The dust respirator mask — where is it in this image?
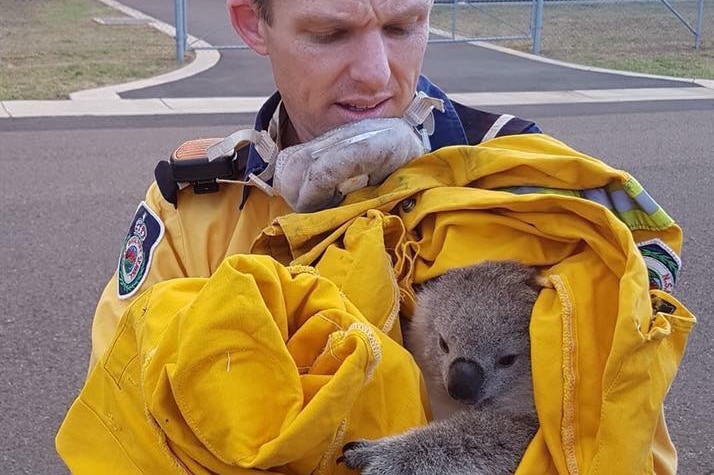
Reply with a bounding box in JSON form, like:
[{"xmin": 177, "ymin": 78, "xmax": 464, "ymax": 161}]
[{"xmin": 207, "ymin": 92, "xmax": 445, "ymax": 212}]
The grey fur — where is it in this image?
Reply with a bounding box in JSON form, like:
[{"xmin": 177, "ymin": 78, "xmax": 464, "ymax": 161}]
[{"xmin": 340, "ymin": 260, "xmax": 542, "ymax": 475}]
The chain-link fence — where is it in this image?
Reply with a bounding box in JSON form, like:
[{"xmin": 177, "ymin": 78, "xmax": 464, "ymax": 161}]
[
  {"xmin": 172, "ymin": 0, "xmax": 711, "ymax": 78},
  {"xmin": 428, "ymin": 0, "xmax": 712, "ymax": 79},
  {"xmin": 429, "ymin": 0, "xmax": 539, "ymax": 45}
]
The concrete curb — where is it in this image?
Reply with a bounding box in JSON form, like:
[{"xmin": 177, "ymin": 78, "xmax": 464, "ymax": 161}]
[
  {"xmin": 448, "ymin": 87, "xmax": 714, "ymax": 106},
  {"xmin": 69, "ymin": 0, "xmax": 220, "ymax": 100},
  {"xmin": 4, "ymin": 88, "xmax": 713, "ymax": 118},
  {"xmin": 1, "ymin": 97, "xmax": 268, "ymax": 118},
  {"xmin": 428, "ymin": 27, "xmax": 714, "ymax": 90}
]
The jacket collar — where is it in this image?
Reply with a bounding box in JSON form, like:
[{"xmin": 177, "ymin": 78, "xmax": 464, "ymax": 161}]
[{"xmin": 240, "ymin": 75, "xmax": 467, "ymax": 206}]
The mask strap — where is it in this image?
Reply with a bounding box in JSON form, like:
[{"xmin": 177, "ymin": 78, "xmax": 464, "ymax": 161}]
[
  {"xmin": 206, "ymin": 128, "xmax": 280, "ymax": 195},
  {"xmin": 402, "ymin": 91, "xmax": 445, "ymax": 152},
  {"xmin": 247, "ymin": 131, "xmax": 280, "ymax": 195},
  {"xmin": 206, "ymin": 91, "xmax": 445, "ymax": 197}
]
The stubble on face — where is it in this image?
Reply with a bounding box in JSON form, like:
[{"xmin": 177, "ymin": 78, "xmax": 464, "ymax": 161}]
[{"xmin": 262, "ymin": 0, "xmax": 432, "ymax": 145}]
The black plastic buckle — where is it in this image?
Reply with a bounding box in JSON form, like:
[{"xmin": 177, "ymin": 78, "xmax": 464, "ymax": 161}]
[{"xmin": 169, "ymin": 153, "xmax": 237, "ymax": 195}]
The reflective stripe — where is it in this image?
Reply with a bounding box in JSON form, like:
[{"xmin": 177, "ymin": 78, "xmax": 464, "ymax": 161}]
[
  {"xmin": 610, "ymin": 183, "xmax": 661, "ymax": 216},
  {"xmin": 610, "ymin": 189, "xmax": 637, "ymax": 214},
  {"xmin": 632, "ymin": 188, "xmax": 660, "ymax": 215},
  {"xmin": 502, "ymin": 186, "xmax": 581, "ymax": 198},
  {"xmin": 583, "ymin": 188, "xmax": 614, "ymax": 211},
  {"xmin": 482, "ymin": 114, "xmax": 515, "ymax": 142}
]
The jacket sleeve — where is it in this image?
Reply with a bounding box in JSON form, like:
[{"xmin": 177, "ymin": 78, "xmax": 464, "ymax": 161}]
[{"xmin": 87, "ymin": 182, "xmax": 188, "ymax": 375}]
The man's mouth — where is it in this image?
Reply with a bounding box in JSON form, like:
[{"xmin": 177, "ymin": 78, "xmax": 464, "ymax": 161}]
[
  {"xmin": 335, "ymin": 98, "xmax": 390, "ymax": 118},
  {"xmin": 342, "ymin": 103, "xmax": 379, "ymax": 111}
]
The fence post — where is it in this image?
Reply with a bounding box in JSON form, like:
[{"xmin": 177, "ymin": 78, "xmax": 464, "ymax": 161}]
[
  {"xmin": 451, "ymin": 0, "xmax": 457, "ymax": 40},
  {"xmin": 695, "ymin": 0, "xmax": 704, "ymax": 49},
  {"xmin": 531, "ymin": 0, "xmax": 544, "ymax": 54},
  {"xmin": 175, "ymin": 0, "xmax": 187, "ymax": 63}
]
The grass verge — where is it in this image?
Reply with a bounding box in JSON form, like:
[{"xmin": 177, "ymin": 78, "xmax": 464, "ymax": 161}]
[
  {"xmin": 0, "ymin": 0, "xmax": 190, "ymax": 100},
  {"xmin": 430, "ymin": 1, "xmax": 714, "ymax": 79}
]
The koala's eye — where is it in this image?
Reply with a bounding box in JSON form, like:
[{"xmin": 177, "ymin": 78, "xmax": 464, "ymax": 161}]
[
  {"xmin": 497, "ymin": 354, "xmax": 517, "ymax": 368},
  {"xmin": 438, "ymin": 335, "xmax": 449, "ymax": 353}
]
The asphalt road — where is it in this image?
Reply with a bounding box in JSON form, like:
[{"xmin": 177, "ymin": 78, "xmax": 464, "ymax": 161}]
[
  {"xmin": 1, "ymin": 99, "xmax": 712, "ymax": 474},
  {"xmin": 116, "ymin": 0, "xmax": 694, "ymax": 99}
]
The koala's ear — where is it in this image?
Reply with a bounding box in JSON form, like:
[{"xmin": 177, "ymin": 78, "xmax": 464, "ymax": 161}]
[{"xmin": 528, "ymin": 271, "xmax": 553, "ymax": 291}]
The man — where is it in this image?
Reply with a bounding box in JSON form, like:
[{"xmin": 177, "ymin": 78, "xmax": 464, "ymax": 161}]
[
  {"xmin": 58, "ymin": 0, "xmax": 692, "ymax": 474},
  {"xmin": 86, "ymin": 0, "xmax": 540, "ymax": 371}
]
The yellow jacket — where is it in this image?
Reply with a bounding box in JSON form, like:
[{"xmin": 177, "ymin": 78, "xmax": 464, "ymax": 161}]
[
  {"xmin": 57, "ymin": 254, "xmax": 428, "ymax": 474},
  {"xmin": 58, "ymin": 134, "xmax": 696, "ymax": 474}
]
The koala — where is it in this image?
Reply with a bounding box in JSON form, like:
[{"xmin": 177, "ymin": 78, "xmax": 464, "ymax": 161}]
[{"xmin": 340, "ymin": 260, "xmax": 548, "ymax": 475}]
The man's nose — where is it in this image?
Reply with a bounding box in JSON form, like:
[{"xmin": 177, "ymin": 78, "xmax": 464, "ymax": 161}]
[{"xmin": 348, "ymin": 31, "xmax": 391, "ymax": 90}]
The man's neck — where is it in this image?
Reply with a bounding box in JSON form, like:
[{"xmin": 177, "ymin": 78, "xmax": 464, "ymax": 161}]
[
  {"xmin": 281, "ymin": 118, "xmax": 301, "ymax": 148},
  {"xmin": 269, "ymin": 100, "xmax": 301, "ymax": 149}
]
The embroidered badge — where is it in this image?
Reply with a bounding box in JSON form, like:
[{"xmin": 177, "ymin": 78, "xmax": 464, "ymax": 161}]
[
  {"xmin": 117, "ymin": 202, "xmax": 165, "ymax": 299},
  {"xmin": 637, "ymin": 239, "xmax": 681, "ymax": 293}
]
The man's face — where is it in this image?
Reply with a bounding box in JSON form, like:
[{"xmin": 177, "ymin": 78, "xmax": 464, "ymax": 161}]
[{"xmin": 260, "ymin": 0, "xmax": 431, "ymax": 144}]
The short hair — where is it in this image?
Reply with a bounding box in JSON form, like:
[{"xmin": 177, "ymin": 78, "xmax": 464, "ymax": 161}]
[{"xmin": 253, "ymin": 0, "xmax": 273, "ymax": 25}]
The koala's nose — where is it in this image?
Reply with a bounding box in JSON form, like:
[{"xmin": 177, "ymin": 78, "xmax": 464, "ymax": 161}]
[{"xmin": 447, "ymin": 358, "xmax": 484, "ymax": 404}]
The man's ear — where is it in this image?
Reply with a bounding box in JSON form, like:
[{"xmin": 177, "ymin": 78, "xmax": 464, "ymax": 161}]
[{"xmin": 227, "ymin": 0, "xmax": 268, "ymax": 55}]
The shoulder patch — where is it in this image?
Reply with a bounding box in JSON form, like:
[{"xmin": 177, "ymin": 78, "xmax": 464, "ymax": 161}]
[
  {"xmin": 637, "ymin": 238, "xmax": 681, "ymax": 293},
  {"xmin": 117, "ymin": 201, "xmax": 165, "ymax": 300}
]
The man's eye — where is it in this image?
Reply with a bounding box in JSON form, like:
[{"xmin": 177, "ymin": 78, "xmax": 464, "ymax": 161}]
[
  {"xmin": 311, "ymin": 30, "xmax": 346, "ymax": 44},
  {"xmin": 385, "ymin": 25, "xmax": 412, "ymax": 37}
]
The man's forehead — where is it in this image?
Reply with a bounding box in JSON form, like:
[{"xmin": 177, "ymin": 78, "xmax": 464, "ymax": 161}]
[{"xmin": 272, "ymin": 0, "xmax": 432, "ymax": 22}]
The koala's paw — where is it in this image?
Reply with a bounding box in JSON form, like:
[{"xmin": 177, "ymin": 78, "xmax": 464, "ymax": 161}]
[{"xmin": 339, "ymin": 439, "xmax": 407, "ymax": 475}]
